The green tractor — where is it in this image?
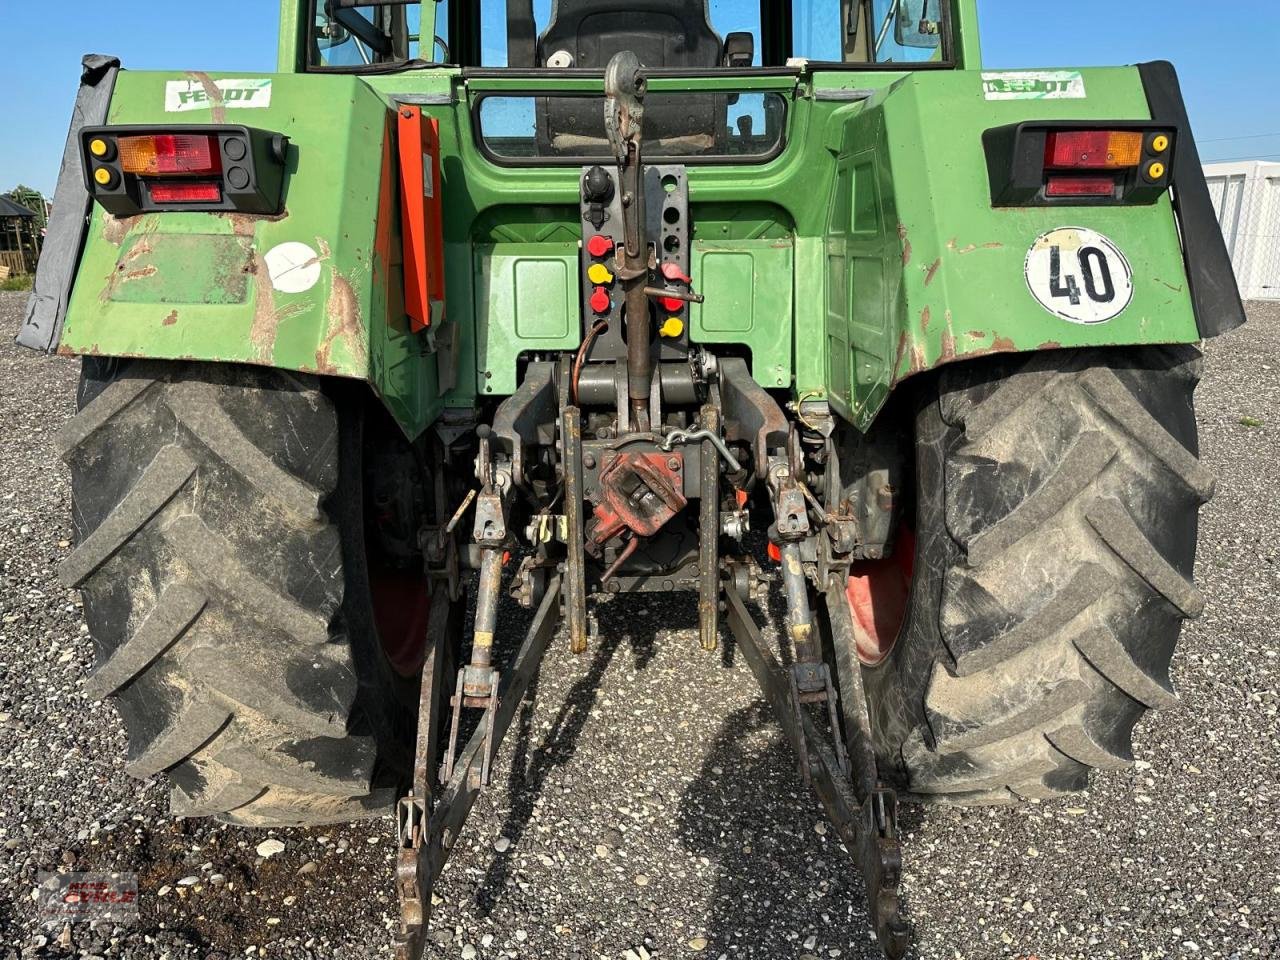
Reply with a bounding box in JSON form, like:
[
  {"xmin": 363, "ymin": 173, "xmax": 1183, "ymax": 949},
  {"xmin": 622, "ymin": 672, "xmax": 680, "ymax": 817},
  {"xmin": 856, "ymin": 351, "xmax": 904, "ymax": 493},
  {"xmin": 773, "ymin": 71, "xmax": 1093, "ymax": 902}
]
[{"xmin": 21, "ymin": 1, "xmax": 1244, "ymax": 955}]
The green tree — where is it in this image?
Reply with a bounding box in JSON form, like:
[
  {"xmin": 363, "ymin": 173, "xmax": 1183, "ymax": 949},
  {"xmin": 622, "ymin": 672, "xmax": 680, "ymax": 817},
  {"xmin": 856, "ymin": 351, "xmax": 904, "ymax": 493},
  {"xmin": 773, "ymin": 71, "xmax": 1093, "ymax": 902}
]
[{"xmin": 4, "ymin": 185, "xmax": 48, "ymax": 230}]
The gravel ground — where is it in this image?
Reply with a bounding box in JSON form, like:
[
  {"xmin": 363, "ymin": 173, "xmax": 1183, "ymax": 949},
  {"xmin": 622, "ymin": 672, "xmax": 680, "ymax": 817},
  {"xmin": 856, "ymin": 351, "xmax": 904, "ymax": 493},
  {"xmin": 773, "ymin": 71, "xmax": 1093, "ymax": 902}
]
[{"xmin": 0, "ymin": 291, "xmax": 1276, "ymax": 960}]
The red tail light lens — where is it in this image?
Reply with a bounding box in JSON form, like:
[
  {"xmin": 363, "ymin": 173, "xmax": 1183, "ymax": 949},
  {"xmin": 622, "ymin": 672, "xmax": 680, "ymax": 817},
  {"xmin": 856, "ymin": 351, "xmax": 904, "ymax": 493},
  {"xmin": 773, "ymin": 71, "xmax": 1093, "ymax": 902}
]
[
  {"xmin": 149, "ymin": 182, "xmax": 223, "ymax": 203},
  {"xmin": 119, "ymin": 135, "xmax": 222, "ymax": 176},
  {"xmin": 1045, "ymin": 175, "xmax": 1117, "ymax": 198},
  {"xmin": 1045, "ymin": 131, "xmax": 1144, "ymax": 170}
]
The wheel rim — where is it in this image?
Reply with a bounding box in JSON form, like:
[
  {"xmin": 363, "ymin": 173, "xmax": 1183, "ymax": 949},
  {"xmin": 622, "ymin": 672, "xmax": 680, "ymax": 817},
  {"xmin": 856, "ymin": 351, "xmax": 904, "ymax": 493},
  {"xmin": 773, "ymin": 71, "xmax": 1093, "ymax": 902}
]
[
  {"xmin": 845, "ymin": 526, "xmax": 915, "ymax": 667},
  {"xmin": 369, "ymin": 560, "xmax": 433, "ymax": 677}
]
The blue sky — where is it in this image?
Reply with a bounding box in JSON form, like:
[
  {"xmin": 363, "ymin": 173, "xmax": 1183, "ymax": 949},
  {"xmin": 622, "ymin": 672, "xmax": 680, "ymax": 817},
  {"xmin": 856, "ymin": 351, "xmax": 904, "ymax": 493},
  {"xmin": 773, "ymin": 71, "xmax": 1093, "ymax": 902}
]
[{"xmin": 2, "ymin": 1, "xmax": 1277, "ymax": 195}]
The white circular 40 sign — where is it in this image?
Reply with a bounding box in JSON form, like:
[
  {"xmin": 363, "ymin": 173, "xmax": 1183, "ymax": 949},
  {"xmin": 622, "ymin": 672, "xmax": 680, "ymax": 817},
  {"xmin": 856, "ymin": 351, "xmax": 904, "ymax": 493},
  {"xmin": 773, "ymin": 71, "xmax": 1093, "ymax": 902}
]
[{"xmin": 1024, "ymin": 227, "xmax": 1133, "ymax": 324}]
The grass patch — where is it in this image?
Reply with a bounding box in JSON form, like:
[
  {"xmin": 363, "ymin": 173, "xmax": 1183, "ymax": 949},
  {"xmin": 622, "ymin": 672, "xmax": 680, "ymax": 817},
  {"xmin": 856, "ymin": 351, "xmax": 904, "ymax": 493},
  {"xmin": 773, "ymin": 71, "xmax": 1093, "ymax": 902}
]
[
  {"xmin": 0, "ymin": 274, "xmax": 33, "ymax": 292},
  {"xmin": 1239, "ymin": 416, "xmax": 1264, "ymax": 428}
]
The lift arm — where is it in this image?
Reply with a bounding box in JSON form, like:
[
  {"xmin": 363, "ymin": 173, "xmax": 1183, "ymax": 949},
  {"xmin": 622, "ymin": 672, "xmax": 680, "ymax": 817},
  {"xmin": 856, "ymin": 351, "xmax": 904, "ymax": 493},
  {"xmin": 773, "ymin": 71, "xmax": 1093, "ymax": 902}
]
[
  {"xmin": 724, "ymin": 568, "xmax": 910, "ymax": 959},
  {"xmin": 394, "ymin": 579, "xmax": 564, "ymax": 960}
]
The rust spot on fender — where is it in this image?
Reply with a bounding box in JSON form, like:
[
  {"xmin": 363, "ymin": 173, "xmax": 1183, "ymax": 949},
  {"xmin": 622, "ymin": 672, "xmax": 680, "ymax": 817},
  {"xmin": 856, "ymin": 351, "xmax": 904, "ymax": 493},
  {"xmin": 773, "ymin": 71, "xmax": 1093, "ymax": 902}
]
[
  {"xmin": 1037, "ymin": 340, "xmax": 1062, "ymax": 350},
  {"xmin": 247, "ymin": 256, "xmax": 307, "ymax": 362},
  {"xmin": 214, "ymin": 210, "xmax": 289, "ymax": 236},
  {"xmin": 123, "ymin": 265, "xmax": 157, "ymax": 282},
  {"xmin": 958, "ymin": 334, "xmax": 1019, "ymax": 360},
  {"xmin": 896, "ymin": 314, "xmax": 1026, "ymax": 383},
  {"xmin": 923, "ymin": 257, "xmax": 941, "ymax": 286},
  {"xmin": 248, "ymin": 252, "xmax": 278, "ymax": 359},
  {"xmin": 940, "ymin": 309, "xmax": 957, "ymax": 362},
  {"xmin": 315, "ymin": 269, "xmax": 367, "ymax": 375},
  {"xmin": 920, "ymin": 306, "xmax": 931, "ymax": 332},
  {"xmin": 893, "ymin": 330, "xmax": 910, "ymax": 375},
  {"xmin": 59, "ymin": 342, "xmax": 104, "ymax": 357},
  {"xmin": 100, "ymin": 237, "xmax": 159, "ymax": 301},
  {"xmin": 897, "ymin": 224, "xmax": 912, "ymax": 267},
  {"xmin": 102, "ymin": 214, "xmax": 139, "ymax": 246},
  {"xmin": 893, "ymin": 328, "xmax": 929, "ymax": 380},
  {"xmin": 940, "ymin": 331, "xmax": 957, "ymax": 361},
  {"xmin": 224, "ymin": 213, "xmax": 258, "ymax": 238},
  {"xmin": 947, "ymin": 238, "xmax": 1004, "ymax": 256},
  {"xmin": 162, "ymin": 310, "xmax": 179, "ymax": 326},
  {"xmin": 187, "ymin": 71, "xmax": 227, "ymax": 124},
  {"xmin": 124, "ymin": 238, "xmax": 155, "ymax": 262}
]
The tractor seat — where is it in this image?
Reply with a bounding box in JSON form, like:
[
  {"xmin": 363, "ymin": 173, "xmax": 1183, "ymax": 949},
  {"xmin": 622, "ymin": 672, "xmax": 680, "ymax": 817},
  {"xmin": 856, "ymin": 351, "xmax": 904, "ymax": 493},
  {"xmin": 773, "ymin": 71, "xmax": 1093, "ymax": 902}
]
[
  {"xmin": 537, "ymin": 0, "xmax": 724, "ymax": 70},
  {"xmin": 535, "ymin": 0, "xmax": 748, "ymax": 155}
]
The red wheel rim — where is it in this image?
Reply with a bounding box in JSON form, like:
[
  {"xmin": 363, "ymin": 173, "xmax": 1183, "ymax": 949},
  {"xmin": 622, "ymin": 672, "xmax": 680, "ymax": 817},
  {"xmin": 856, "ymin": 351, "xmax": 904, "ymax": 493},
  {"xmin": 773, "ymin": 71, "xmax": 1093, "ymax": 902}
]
[
  {"xmin": 845, "ymin": 526, "xmax": 915, "ymax": 667},
  {"xmin": 369, "ymin": 561, "xmax": 433, "ymax": 677}
]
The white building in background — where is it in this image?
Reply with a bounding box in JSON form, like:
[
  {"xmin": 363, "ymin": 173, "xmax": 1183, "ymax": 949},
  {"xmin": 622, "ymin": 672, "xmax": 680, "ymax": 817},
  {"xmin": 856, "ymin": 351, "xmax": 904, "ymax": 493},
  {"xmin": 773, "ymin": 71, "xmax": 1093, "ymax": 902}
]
[{"xmin": 1203, "ymin": 160, "xmax": 1280, "ymax": 301}]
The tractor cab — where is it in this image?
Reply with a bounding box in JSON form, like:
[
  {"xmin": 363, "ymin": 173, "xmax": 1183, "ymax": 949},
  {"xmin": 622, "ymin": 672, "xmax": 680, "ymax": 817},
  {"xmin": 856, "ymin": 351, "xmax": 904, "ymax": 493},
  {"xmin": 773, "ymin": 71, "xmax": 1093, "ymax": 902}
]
[
  {"xmin": 311, "ymin": 0, "xmax": 948, "ymax": 71},
  {"xmin": 307, "ymin": 1, "xmax": 955, "ymax": 164}
]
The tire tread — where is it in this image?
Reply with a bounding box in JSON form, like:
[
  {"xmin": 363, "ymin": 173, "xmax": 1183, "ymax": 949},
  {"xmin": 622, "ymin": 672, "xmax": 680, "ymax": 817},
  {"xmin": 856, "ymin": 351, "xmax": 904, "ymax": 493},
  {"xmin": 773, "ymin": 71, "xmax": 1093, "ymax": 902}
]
[
  {"xmin": 64, "ymin": 363, "xmax": 391, "ymax": 825},
  {"xmin": 905, "ymin": 347, "xmax": 1207, "ymax": 801}
]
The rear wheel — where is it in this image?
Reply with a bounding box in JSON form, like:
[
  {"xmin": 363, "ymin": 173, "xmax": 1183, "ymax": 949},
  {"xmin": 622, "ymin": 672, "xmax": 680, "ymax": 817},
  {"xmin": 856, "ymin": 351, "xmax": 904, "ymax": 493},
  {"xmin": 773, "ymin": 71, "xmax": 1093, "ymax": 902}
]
[
  {"xmin": 860, "ymin": 346, "xmax": 1212, "ymax": 804},
  {"xmin": 59, "ymin": 360, "xmax": 425, "ymax": 826}
]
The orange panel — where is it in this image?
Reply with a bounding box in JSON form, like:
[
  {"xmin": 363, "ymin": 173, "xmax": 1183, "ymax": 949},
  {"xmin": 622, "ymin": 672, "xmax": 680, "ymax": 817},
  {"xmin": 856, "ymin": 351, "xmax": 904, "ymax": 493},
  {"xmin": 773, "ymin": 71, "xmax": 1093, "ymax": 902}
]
[{"xmin": 397, "ymin": 106, "xmax": 445, "ymax": 332}]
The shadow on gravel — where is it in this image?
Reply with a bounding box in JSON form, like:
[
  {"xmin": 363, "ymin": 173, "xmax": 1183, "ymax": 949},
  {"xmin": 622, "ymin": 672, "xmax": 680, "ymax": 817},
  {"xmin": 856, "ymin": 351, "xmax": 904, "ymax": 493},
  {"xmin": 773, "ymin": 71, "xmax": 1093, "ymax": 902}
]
[
  {"xmin": 473, "ymin": 593, "xmax": 690, "ymax": 915},
  {"xmin": 674, "ymin": 700, "xmax": 925, "ymax": 958}
]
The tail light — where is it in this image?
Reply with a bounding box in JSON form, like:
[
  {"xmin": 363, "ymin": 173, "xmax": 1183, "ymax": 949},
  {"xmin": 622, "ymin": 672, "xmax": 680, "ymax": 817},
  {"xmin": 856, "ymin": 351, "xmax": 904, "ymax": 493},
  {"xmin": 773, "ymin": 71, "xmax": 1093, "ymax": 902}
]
[
  {"xmin": 1044, "ymin": 131, "xmax": 1143, "ymax": 170},
  {"xmin": 119, "ymin": 135, "xmax": 222, "ymax": 176},
  {"xmin": 148, "ymin": 182, "xmax": 223, "ymax": 204},
  {"xmin": 983, "ymin": 122, "xmax": 1174, "ymax": 206},
  {"xmin": 1045, "ymin": 176, "xmax": 1118, "ymax": 198},
  {"xmin": 81, "ymin": 124, "xmax": 289, "ymax": 216}
]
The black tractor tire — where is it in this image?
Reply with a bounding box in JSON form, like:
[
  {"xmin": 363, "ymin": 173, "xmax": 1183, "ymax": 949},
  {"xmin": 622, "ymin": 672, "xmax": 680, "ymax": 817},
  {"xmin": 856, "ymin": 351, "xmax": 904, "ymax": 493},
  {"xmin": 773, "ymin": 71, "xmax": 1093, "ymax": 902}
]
[
  {"xmin": 58, "ymin": 359, "xmax": 414, "ymax": 826},
  {"xmin": 864, "ymin": 345, "xmax": 1212, "ymax": 804}
]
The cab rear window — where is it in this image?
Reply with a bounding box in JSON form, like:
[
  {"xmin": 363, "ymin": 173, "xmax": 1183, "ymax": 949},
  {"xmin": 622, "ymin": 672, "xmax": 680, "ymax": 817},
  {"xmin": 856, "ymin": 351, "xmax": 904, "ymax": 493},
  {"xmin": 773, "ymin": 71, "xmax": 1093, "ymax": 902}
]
[{"xmin": 475, "ymin": 91, "xmax": 788, "ymax": 165}]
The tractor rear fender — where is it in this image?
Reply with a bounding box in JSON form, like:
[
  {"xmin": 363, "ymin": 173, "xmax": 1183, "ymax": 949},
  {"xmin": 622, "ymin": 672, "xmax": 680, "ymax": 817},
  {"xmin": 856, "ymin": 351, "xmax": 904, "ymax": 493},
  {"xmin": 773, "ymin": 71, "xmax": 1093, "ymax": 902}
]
[
  {"xmin": 819, "ymin": 62, "xmax": 1244, "ymax": 430},
  {"xmin": 25, "ymin": 69, "xmax": 448, "ymax": 439}
]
